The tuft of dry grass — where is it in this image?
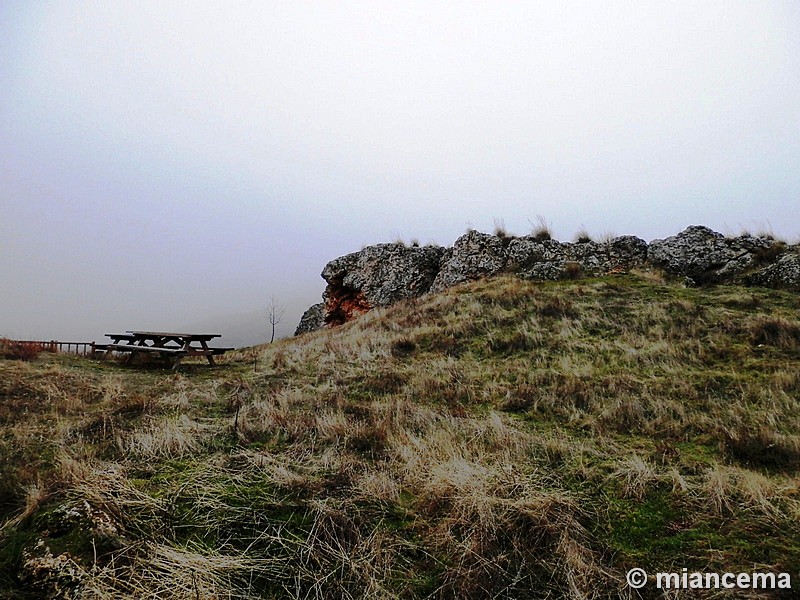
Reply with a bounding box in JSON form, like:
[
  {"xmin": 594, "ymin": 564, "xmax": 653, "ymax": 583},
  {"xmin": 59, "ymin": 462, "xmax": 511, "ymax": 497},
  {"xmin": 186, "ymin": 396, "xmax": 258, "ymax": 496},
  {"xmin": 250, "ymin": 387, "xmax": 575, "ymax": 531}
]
[
  {"xmin": 573, "ymin": 227, "xmax": 593, "ymax": 243},
  {"xmin": 612, "ymin": 455, "xmax": 659, "ymax": 500},
  {"xmin": 120, "ymin": 414, "xmax": 210, "ymax": 459},
  {"xmin": 746, "ymin": 315, "xmax": 800, "ymax": 349},
  {"xmin": 1, "ymin": 479, "xmax": 47, "ymax": 531},
  {"xmin": 529, "ymin": 215, "xmax": 553, "ymax": 241}
]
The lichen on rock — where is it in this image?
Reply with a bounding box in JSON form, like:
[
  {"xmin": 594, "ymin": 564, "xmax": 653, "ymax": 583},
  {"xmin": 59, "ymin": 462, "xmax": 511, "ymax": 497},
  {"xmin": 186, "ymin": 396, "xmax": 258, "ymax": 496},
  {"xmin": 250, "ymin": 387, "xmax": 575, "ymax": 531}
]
[
  {"xmin": 430, "ymin": 230, "xmax": 508, "ymax": 291},
  {"xmin": 294, "ymin": 303, "xmax": 325, "ymax": 335},
  {"xmin": 21, "ymin": 539, "xmax": 86, "ymax": 599},
  {"xmin": 747, "ymin": 251, "xmax": 800, "ymax": 290},
  {"xmin": 648, "ymin": 225, "xmax": 781, "ymax": 283},
  {"xmin": 505, "ymin": 235, "xmax": 647, "ymax": 280},
  {"xmin": 295, "ymin": 225, "xmax": 794, "ymax": 333},
  {"xmin": 319, "ymin": 243, "xmax": 445, "ymax": 327}
]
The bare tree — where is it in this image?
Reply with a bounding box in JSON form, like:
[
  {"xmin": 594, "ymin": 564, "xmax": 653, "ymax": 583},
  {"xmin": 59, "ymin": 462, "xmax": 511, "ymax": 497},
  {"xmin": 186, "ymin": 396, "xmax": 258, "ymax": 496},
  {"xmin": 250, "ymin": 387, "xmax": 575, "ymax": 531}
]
[{"xmin": 266, "ymin": 296, "xmax": 285, "ymax": 343}]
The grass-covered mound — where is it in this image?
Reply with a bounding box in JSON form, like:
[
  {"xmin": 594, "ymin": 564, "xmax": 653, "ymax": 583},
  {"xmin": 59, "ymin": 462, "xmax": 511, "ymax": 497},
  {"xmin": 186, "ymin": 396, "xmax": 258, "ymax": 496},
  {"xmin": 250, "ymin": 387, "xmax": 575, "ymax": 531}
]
[{"xmin": 1, "ymin": 274, "xmax": 799, "ymax": 598}]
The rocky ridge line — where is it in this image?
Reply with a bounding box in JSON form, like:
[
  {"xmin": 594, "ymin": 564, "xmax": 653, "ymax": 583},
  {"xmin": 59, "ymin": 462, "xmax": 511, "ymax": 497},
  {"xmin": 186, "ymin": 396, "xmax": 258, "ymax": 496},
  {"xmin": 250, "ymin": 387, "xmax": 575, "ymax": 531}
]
[{"xmin": 295, "ymin": 226, "xmax": 799, "ymax": 335}]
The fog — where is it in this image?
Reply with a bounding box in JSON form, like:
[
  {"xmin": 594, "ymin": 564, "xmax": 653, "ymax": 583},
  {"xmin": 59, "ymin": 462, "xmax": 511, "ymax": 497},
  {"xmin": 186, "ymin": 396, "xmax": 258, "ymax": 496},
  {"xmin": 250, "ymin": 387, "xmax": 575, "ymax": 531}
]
[{"xmin": 2, "ymin": 2, "xmax": 799, "ymax": 346}]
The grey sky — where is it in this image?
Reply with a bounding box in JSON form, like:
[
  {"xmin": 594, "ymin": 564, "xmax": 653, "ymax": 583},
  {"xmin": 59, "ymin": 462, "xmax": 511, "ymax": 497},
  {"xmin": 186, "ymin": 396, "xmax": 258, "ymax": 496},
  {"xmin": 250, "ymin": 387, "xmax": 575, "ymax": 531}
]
[{"xmin": 2, "ymin": 1, "xmax": 799, "ymax": 345}]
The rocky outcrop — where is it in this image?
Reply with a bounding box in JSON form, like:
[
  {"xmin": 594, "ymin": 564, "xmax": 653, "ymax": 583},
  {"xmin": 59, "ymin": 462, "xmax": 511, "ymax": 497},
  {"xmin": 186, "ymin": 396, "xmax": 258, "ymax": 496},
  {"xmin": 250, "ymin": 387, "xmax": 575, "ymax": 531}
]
[
  {"xmin": 505, "ymin": 235, "xmax": 648, "ymax": 280},
  {"xmin": 648, "ymin": 226, "xmax": 780, "ymax": 284},
  {"xmin": 294, "ymin": 303, "xmax": 325, "ymax": 336},
  {"xmin": 605, "ymin": 235, "xmax": 651, "ymax": 270},
  {"xmin": 431, "ymin": 230, "xmax": 509, "ymax": 291},
  {"xmin": 747, "ymin": 251, "xmax": 800, "ymax": 290},
  {"xmin": 320, "ymin": 243, "xmax": 445, "ymax": 326},
  {"xmin": 295, "ymin": 225, "xmax": 795, "ymax": 333},
  {"xmin": 428, "ymin": 229, "xmax": 647, "ymax": 290}
]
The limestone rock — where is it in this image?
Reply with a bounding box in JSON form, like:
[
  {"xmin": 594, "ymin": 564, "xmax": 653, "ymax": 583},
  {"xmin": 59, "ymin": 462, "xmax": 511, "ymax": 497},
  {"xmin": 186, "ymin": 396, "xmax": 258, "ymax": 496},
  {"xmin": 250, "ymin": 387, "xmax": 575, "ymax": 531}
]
[
  {"xmin": 505, "ymin": 238, "xmax": 570, "ymax": 280},
  {"xmin": 321, "ymin": 243, "xmax": 445, "ymax": 325},
  {"xmin": 506, "ymin": 235, "xmax": 647, "ymax": 280},
  {"xmin": 648, "ymin": 226, "xmax": 778, "ymax": 283},
  {"xmin": 747, "ymin": 251, "xmax": 800, "ymax": 290},
  {"xmin": 295, "ymin": 225, "xmax": 794, "ymax": 331},
  {"xmin": 430, "ymin": 230, "xmax": 508, "ymax": 291},
  {"xmin": 294, "ymin": 303, "xmax": 325, "ymax": 336},
  {"xmin": 648, "ymin": 226, "xmax": 727, "ymax": 279},
  {"xmin": 606, "ymin": 235, "xmax": 649, "ymax": 269},
  {"xmin": 22, "ymin": 539, "xmax": 85, "ymax": 599}
]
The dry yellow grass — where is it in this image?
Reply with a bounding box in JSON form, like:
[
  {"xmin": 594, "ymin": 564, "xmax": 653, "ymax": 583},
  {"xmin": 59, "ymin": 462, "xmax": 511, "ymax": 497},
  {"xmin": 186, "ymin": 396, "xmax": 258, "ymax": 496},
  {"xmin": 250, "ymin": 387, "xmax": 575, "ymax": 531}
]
[{"xmin": 1, "ymin": 274, "xmax": 799, "ymax": 598}]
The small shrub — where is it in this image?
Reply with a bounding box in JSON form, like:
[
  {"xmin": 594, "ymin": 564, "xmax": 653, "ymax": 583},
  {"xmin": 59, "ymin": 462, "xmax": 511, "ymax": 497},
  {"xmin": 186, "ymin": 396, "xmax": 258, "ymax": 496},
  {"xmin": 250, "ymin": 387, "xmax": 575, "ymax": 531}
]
[
  {"xmin": 753, "ymin": 241, "xmax": 787, "ymax": 264},
  {"xmin": 391, "ymin": 338, "xmax": 417, "ymax": 357},
  {"xmin": 0, "ymin": 339, "xmax": 40, "ymax": 361},
  {"xmin": 537, "ymin": 296, "xmax": 578, "ymax": 319},
  {"xmin": 563, "ymin": 261, "xmax": 582, "ymax": 280},
  {"xmin": 747, "ymin": 316, "xmax": 800, "ymax": 349},
  {"xmin": 722, "ymin": 426, "xmax": 800, "ymax": 469}
]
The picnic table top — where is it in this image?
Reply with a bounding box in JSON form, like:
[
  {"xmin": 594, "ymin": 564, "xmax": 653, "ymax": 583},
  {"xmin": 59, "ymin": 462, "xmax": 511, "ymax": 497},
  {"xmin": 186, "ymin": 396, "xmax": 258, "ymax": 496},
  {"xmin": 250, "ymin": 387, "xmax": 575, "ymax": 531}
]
[{"xmin": 111, "ymin": 331, "xmax": 222, "ymax": 340}]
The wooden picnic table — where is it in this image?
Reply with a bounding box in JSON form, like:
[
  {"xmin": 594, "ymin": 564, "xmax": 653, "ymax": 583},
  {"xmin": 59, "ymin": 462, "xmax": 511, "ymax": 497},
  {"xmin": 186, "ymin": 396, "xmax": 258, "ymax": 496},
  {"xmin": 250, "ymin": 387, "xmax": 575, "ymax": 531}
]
[{"xmin": 98, "ymin": 331, "xmax": 232, "ymax": 369}]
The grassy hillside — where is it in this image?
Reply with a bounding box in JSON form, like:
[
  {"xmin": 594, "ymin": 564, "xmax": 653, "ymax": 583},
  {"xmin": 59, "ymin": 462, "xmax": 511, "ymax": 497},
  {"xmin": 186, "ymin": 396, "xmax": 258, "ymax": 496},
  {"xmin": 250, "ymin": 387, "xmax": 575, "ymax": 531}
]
[{"xmin": 1, "ymin": 273, "xmax": 799, "ymax": 599}]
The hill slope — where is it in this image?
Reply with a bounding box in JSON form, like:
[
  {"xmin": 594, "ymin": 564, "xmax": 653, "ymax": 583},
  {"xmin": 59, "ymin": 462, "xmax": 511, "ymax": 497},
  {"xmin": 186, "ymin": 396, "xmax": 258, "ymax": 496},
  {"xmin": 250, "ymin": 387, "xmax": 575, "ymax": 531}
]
[{"xmin": 1, "ymin": 274, "xmax": 800, "ymax": 598}]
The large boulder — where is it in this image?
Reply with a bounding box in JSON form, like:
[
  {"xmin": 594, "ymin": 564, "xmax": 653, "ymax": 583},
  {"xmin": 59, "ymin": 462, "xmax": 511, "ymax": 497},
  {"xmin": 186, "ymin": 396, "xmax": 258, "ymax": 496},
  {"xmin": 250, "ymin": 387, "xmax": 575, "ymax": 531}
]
[
  {"xmin": 294, "ymin": 303, "xmax": 325, "ymax": 336},
  {"xmin": 430, "ymin": 230, "xmax": 508, "ymax": 291},
  {"xmin": 747, "ymin": 250, "xmax": 800, "ymax": 290},
  {"xmin": 606, "ymin": 235, "xmax": 650, "ymax": 269},
  {"xmin": 321, "ymin": 243, "xmax": 445, "ymax": 325},
  {"xmin": 505, "ymin": 235, "xmax": 647, "ymax": 280},
  {"xmin": 648, "ymin": 226, "xmax": 779, "ymax": 283},
  {"xmin": 505, "ymin": 238, "xmax": 570, "ymax": 280}
]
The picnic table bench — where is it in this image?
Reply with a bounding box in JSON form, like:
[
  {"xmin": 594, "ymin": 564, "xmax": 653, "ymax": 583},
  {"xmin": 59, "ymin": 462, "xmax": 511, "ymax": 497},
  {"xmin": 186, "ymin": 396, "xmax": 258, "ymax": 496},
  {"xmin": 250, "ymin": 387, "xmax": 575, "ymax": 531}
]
[{"xmin": 99, "ymin": 331, "xmax": 233, "ymax": 369}]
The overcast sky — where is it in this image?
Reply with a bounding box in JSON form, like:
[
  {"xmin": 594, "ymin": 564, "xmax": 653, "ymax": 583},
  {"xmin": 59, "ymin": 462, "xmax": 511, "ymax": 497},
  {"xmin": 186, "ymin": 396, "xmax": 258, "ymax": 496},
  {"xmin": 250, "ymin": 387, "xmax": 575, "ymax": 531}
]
[{"xmin": 2, "ymin": 1, "xmax": 799, "ymax": 345}]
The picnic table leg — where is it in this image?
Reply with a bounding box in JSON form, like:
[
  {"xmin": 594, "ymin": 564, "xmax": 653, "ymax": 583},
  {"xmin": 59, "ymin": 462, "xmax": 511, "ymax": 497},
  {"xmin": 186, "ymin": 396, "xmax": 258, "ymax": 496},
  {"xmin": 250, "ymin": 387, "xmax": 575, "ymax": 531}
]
[
  {"xmin": 172, "ymin": 356, "xmax": 183, "ymax": 371},
  {"xmin": 200, "ymin": 340, "xmax": 216, "ymax": 366}
]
